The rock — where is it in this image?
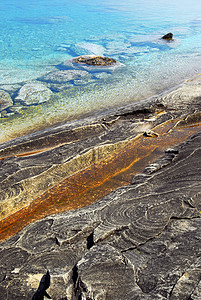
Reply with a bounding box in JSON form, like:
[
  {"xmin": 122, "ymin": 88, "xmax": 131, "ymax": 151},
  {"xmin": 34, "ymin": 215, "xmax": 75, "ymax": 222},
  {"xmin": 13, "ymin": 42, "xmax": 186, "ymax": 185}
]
[
  {"xmin": 0, "ymin": 84, "xmax": 22, "ymax": 93},
  {"xmin": 0, "ymin": 130, "xmax": 201, "ymax": 299},
  {"xmin": 32, "ymin": 270, "xmax": 51, "ymax": 300},
  {"xmin": 74, "ymin": 55, "xmax": 117, "ymax": 66},
  {"xmin": 60, "ymin": 56, "xmax": 124, "ymax": 72},
  {"xmin": 0, "ymin": 90, "xmax": 13, "ymax": 111},
  {"xmin": 0, "ymin": 78, "xmax": 201, "ymax": 299},
  {"xmin": 40, "ymin": 69, "xmax": 91, "ymax": 84},
  {"xmin": 161, "ymin": 32, "xmax": 173, "ymax": 40},
  {"xmin": 48, "ymin": 83, "xmax": 74, "ymax": 92},
  {"xmin": 0, "ymin": 110, "xmax": 8, "ymax": 117},
  {"xmin": 76, "ymin": 244, "xmax": 141, "ymax": 299},
  {"xmin": 15, "ymin": 83, "xmax": 52, "ymax": 105},
  {"xmin": 143, "ymin": 130, "xmax": 159, "ymax": 137},
  {"xmin": 8, "ymin": 104, "xmax": 24, "ymax": 114}
]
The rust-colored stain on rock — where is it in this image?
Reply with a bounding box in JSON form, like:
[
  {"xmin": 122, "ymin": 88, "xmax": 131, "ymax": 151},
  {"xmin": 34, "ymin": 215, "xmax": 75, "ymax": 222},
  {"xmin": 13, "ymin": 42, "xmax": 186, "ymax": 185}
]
[{"xmin": 0, "ymin": 121, "xmax": 200, "ymax": 241}]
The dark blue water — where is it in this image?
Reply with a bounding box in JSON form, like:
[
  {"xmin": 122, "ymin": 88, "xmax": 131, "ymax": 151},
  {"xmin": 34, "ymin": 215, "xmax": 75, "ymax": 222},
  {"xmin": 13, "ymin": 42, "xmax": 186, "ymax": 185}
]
[{"xmin": 0, "ymin": 0, "xmax": 201, "ymax": 141}]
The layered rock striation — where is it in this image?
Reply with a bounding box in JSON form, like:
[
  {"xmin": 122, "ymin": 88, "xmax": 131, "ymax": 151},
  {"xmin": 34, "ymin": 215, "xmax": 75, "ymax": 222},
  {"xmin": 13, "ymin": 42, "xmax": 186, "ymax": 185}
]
[{"xmin": 0, "ymin": 77, "xmax": 201, "ymax": 299}]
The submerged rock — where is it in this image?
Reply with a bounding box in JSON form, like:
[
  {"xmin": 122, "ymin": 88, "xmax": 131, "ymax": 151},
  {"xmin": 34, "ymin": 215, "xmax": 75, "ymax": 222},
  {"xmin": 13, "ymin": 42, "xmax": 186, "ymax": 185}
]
[
  {"xmin": 15, "ymin": 83, "xmax": 52, "ymax": 105},
  {"xmin": 161, "ymin": 32, "xmax": 173, "ymax": 40},
  {"xmin": 0, "ymin": 90, "xmax": 13, "ymax": 111},
  {"xmin": 74, "ymin": 55, "xmax": 117, "ymax": 66},
  {"xmin": 0, "ymin": 83, "xmax": 22, "ymax": 93},
  {"xmin": 47, "ymin": 83, "xmax": 74, "ymax": 92},
  {"xmin": 8, "ymin": 103, "xmax": 24, "ymax": 114},
  {"xmin": 40, "ymin": 69, "xmax": 91, "ymax": 84}
]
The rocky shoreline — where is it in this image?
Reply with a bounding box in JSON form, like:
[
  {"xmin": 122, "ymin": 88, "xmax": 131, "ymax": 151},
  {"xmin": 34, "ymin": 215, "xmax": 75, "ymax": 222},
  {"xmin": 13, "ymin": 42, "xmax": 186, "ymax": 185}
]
[
  {"xmin": 0, "ymin": 74, "xmax": 201, "ymax": 299},
  {"xmin": 0, "ymin": 55, "xmax": 122, "ymax": 119}
]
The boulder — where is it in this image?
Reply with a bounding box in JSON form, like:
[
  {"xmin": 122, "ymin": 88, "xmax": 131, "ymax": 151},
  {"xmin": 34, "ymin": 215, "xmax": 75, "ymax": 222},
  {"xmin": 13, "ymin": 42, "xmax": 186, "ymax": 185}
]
[
  {"xmin": 60, "ymin": 55, "xmax": 123, "ymax": 71},
  {"xmin": 161, "ymin": 32, "xmax": 173, "ymax": 40},
  {"xmin": 40, "ymin": 69, "xmax": 91, "ymax": 84},
  {"xmin": 0, "ymin": 90, "xmax": 13, "ymax": 111},
  {"xmin": 15, "ymin": 83, "xmax": 52, "ymax": 105},
  {"xmin": 74, "ymin": 55, "xmax": 117, "ymax": 66}
]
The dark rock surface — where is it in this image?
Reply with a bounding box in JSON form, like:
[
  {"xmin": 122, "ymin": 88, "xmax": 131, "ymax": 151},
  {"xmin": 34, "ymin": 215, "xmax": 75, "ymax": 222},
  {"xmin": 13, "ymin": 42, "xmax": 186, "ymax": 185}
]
[
  {"xmin": 0, "ymin": 129, "xmax": 200, "ymax": 299},
  {"xmin": 32, "ymin": 270, "xmax": 51, "ymax": 300},
  {"xmin": 161, "ymin": 33, "xmax": 173, "ymax": 40},
  {"xmin": 1, "ymin": 78, "xmax": 201, "ymax": 220},
  {"xmin": 0, "ymin": 78, "xmax": 201, "ymax": 299}
]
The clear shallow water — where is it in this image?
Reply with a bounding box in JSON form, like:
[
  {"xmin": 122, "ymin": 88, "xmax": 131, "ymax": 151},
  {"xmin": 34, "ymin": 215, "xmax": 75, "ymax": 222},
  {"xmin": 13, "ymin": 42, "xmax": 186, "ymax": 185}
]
[{"xmin": 0, "ymin": 0, "xmax": 201, "ymax": 141}]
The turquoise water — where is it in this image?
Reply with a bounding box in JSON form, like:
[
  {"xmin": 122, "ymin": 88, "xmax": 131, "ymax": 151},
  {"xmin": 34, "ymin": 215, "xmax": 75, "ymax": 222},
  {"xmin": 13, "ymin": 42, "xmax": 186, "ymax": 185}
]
[{"xmin": 0, "ymin": 0, "xmax": 201, "ymax": 140}]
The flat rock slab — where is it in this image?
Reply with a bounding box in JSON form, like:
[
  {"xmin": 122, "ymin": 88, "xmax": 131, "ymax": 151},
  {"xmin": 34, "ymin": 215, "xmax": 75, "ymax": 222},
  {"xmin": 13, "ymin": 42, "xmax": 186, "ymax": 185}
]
[
  {"xmin": 0, "ymin": 78, "xmax": 201, "ymax": 299},
  {"xmin": 1, "ymin": 78, "xmax": 201, "ymax": 222},
  {"xmin": 0, "ymin": 127, "xmax": 200, "ymax": 299}
]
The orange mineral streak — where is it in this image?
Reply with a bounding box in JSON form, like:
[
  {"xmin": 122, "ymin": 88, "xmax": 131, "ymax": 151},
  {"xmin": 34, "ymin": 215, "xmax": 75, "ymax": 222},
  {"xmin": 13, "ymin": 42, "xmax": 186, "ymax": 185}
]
[
  {"xmin": 0, "ymin": 121, "xmax": 200, "ymax": 241},
  {"xmin": 0, "ymin": 143, "xmax": 69, "ymax": 160}
]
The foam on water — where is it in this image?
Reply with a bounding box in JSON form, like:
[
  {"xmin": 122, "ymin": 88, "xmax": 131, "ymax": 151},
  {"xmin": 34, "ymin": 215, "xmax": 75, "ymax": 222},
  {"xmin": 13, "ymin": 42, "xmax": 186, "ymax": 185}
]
[{"xmin": 0, "ymin": 0, "xmax": 201, "ymax": 140}]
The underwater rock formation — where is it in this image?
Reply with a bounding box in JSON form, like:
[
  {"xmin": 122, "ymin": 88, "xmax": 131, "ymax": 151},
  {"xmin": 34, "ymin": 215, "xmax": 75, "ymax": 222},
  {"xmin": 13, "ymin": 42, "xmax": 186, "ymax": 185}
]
[
  {"xmin": 0, "ymin": 89, "xmax": 13, "ymax": 111},
  {"xmin": 15, "ymin": 83, "xmax": 52, "ymax": 105},
  {"xmin": 40, "ymin": 69, "xmax": 91, "ymax": 84}
]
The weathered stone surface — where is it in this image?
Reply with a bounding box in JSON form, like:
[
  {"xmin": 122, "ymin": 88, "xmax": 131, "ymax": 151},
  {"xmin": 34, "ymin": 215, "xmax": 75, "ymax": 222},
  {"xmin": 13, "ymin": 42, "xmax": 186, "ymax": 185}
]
[
  {"xmin": 0, "ymin": 127, "xmax": 201, "ymax": 299},
  {"xmin": 15, "ymin": 83, "xmax": 52, "ymax": 105},
  {"xmin": 0, "ymin": 89, "xmax": 13, "ymax": 111},
  {"xmin": 0, "ymin": 77, "xmax": 201, "ymax": 299},
  {"xmin": 0, "ymin": 78, "xmax": 201, "ymax": 221}
]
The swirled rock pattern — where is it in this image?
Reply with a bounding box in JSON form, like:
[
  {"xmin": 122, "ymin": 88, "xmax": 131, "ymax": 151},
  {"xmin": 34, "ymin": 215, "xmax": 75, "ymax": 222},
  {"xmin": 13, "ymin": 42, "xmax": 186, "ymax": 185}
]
[
  {"xmin": 0, "ymin": 129, "xmax": 200, "ymax": 299},
  {"xmin": 0, "ymin": 78, "xmax": 201, "ymax": 299}
]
